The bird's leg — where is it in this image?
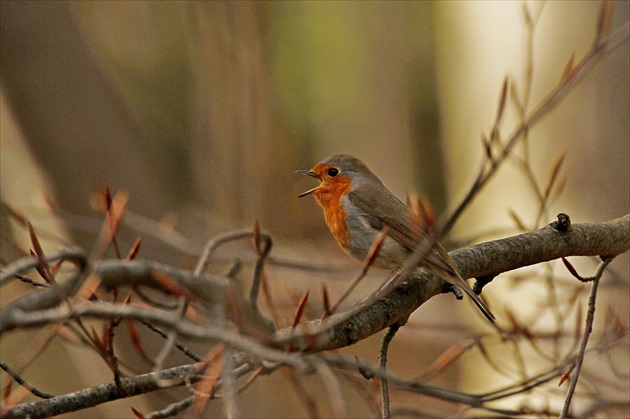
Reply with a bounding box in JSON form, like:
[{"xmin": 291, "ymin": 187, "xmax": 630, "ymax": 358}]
[
  {"xmin": 473, "ymin": 275, "xmax": 496, "ymax": 295},
  {"xmin": 444, "ymin": 283, "xmax": 464, "ymax": 300}
]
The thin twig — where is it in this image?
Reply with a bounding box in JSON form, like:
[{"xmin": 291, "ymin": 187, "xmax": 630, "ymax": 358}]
[
  {"xmin": 219, "ymin": 346, "xmax": 239, "ymax": 419},
  {"xmin": 151, "ymin": 297, "xmax": 187, "ymax": 386},
  {"xmin": 193, "ymin": 228, "xmax": 272, "ymax": 277},
  {"xmin": 379, "ymin": 323, "xmax": 401, "ymax": 419},
  {"xmin": 0, "ymin": 248, "xmax": 86, "ymax": 287},
  {"xmin": 284, "ymin": 368, "xmax": 322, "ymax": 418},
  {"xmin": 249, "ymin": 232, "xmax": 272, "ymax": 305},
  {"xmin": 313, "ymin": 361, "xmax": 347, "ymax": 418},
  {"xmin": 0, "ymin": 361, "xmax": 55, "ymax": 399},
  {"xmin": 560, "ymin": 257, "xmax": 614, "ymax": 418},
  {"xmin": 140, "ymin": 319, "xmax": 202, "ymax": 362},
  {"xmin": 10, "ymin": 273, "xmax": 49, "ymax": 288},
  {"xmin": 146, "ymin": 396, "xmax": 194, "ymax": 418},
  {"xmin": 2, "ymin": 363, "xmax": 201, "ymax": 419},
  {"xmin": 105, "ymin": 310, "xmax": 124, "ymax": 389},
  {"xmin": 441, "ymin": 21, "xmax": 630, "ymax": 236}
]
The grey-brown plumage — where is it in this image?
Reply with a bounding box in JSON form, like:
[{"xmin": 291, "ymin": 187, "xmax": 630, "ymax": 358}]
[{"xmin": 298, "ymin": 154, "xmax": 495, "ymax": 322}]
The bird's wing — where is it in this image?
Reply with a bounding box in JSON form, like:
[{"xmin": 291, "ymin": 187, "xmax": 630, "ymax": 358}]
[
  {"xmin": 347, "ymin": 187, "xmax": 421, "ymax": 251},
  {"xmin": 348, "ymin": 186, "xmax": 496, "ymax": 322}
]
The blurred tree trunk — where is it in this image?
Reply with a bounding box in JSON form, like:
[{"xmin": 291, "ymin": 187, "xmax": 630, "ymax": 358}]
[
  {"xmin": 0, "ymin": 2, "xmax": 172, "ymax": 247},
  {"xmin": 1, "ymin": 2, "xmax": 283, "ymax": 244}
]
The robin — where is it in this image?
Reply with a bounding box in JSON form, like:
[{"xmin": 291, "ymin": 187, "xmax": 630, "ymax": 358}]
[{"xmin": 296, "ymin": 154, "xmax": 495, "ymax": 322}]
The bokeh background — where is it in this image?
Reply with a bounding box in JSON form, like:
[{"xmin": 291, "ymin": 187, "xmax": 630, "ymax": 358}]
[{"xmin": 1, "ymin": 1, "xmax": 628, "ymax": 417}]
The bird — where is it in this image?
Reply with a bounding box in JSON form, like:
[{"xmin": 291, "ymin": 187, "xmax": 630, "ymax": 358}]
[{"xmin": 296, "ymin": 154, "xmax": 495, "ymax": 322}]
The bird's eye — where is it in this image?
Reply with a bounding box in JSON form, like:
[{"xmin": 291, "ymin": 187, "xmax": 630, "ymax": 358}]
[{"xmin": 327, "ymin": 167, "xmax": 339, "ymax": 177}]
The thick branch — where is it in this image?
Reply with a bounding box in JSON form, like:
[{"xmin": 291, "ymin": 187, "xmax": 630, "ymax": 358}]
[
  {"xmin": 3, "ymin": 216, "xmax": 627, "ymax": 349},
  {"xmin": 2, "ymin": 215, "xmax": 627, "ymax": 418},
  {"xmin": 274, "ymin": 215, "xmax": 629, "ymax": 352}
]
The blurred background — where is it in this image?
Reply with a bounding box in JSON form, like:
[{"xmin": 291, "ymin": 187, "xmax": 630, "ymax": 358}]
[{"xmin": 1, "ymin": 1, "xmax": 628, "ymax": 417}]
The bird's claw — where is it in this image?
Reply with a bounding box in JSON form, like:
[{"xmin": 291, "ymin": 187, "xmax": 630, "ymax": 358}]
[{"xmin": 449, "ymin": 284, "xmax": 464, "ymax": 300}]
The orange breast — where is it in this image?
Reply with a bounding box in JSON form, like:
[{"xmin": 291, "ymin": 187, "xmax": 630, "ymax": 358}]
[{"xmin": 313, "ymin": 180, "xmax": 352, "ymax": 249}]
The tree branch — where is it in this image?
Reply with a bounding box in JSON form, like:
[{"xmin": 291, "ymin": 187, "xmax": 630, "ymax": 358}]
[
  {"xmin": 274, "ymin": 214, "xmax": 629, "ymax": 352},
  {"xmin": 1, "ymin": 215, "xmax": 627, "ymax": 418},
  {"xmin": 1, "ymin": 362, "xmax": 222, "ymax": 419}
]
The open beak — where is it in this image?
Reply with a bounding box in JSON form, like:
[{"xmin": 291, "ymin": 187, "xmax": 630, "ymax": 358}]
[{"xmin": 295, "ymin": 170, "xmax": 321, "ymax": 197}]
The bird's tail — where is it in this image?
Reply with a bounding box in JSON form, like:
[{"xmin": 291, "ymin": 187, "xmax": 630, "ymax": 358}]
[{"xmin": 426, "ymin": 244, "xmax": 495, "ymax": 323}]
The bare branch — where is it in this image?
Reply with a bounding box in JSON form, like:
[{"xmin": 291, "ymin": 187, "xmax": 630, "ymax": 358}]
[
  {"xmin": 560, "ymin": 257, "xmax": 614, "ymax": 418},
  {"xmin": 379, "ymin": 323, "xmax": 402, "ymax": 419},
  {"xmin": 0, "ymin": 248, "xmax": 86, "ymax": 287},
  {"xmin": 441, "ymin": 21, "xmax": 630, "ymax": 236},
  {"xmin": 275, "ymin": 215, "xmax": 629, "ymax": 352}
]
